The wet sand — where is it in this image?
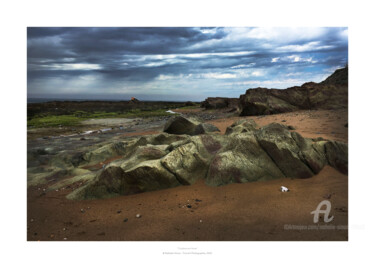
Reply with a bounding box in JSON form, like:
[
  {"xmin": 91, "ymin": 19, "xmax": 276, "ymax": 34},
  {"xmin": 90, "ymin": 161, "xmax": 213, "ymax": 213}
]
[{"xmin": 27, "ymin": 109, "xmax": 348, "ymax": 241}]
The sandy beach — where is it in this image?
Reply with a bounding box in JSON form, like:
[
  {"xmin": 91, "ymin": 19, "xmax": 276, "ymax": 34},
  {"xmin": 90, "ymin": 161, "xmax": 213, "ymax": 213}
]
[{"xmin": 27, "ymin": 109, "xmax": 348, "ymax": 241}]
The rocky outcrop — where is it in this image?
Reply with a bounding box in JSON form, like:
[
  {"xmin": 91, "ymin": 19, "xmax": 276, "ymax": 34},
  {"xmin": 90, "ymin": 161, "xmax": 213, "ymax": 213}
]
[
  {"xmin": 201, "ymin": 97, "xmax": 239, "ymax": 110},
  {"xmin": 239, "ymin": 67, "xmax": 348, "ymax": 116},
  {"xmin": 59, "ymin": 119, "xmax": 348, "ymax": 200},
  {"xmin": 163, "ymin": 116, "xmax": 220, "ymax": 135}
]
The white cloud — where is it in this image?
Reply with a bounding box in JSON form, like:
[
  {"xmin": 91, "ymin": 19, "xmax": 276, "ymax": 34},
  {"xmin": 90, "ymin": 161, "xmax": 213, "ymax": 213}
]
[
  {"xmin": 200, "ymin": 28, "xmax": 217, "ymax": 35},
  {"xmin": 202, "ymin": 73, "xmax": 237, "ymax": 79},
  {"xmin": 246, "ymin": 27, "xmax": 329, "ymax": 43},
  {"xmin": 230, "ymin": 63, "xmax": 256, "ymax": 69},
  {"xmin": 276, "ymin": 41, "xmax": 334, "ymax": 53},
  {"xmin": 285, "ymin": 55, "xmax": 317, "ymax": 63},
  {"xmin": 251, "ymin": 71, "xmax": 262, "ymax": 77},
  {"xmin": 34, "ymin": 63, "xmax": 102, "ymax": 71},
  {"xmin": 271, "ymin": 57, "xmax": 279, "ymax": 63}
]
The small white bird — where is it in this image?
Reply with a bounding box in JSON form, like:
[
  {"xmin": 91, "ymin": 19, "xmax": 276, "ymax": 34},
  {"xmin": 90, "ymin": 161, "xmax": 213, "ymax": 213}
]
[{"xmin": 280, "ymin": 186, "xmax": 289, "ymax": 192}]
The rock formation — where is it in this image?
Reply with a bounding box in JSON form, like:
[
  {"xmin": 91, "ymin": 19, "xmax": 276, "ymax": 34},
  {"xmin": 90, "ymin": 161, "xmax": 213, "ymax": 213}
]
[
  {"xmin": 163, "ymin": 116, "xmax": 220, "ymax": 135},
  {"xmin": 239, "ymin": 66, "xmax": 348, "ymax": 116},
  {"xmin": 29, "ymin": 119, "xmax": 347, "ymax": 200}
]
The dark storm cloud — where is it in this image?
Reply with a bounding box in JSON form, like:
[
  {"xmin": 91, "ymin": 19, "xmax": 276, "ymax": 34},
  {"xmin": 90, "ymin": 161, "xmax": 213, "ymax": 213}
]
[{"xmin": 27, "ymin": 27, "xmax": 348, "ymax": 101}]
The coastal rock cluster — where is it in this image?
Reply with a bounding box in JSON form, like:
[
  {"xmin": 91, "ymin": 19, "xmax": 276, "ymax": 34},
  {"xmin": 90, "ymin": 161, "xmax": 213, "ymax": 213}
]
[
  {"xmin": 238, "ymin": 67, "xmax": 348, "ymax": 116},
  {"xmin": 29, "ymin": 116, "xmax": 348, "ymax": 200}
]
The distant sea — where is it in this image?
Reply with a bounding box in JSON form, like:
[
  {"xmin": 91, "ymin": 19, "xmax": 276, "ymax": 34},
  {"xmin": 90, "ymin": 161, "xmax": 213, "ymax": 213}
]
[{"xmin": 27, "ymin": 98, "xmax": 186, "ymax": 104}]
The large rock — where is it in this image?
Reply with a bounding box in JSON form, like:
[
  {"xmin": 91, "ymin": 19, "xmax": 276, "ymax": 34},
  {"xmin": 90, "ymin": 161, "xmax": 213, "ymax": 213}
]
[
  {"xmin": 163, "ymin": 116, "xmax": 219, "ymax": 135},
  {"xmin": 73, "ymin": 160, "xmax": 181, "ymax": 200},
  {"xmin": 225, "ymin": 119, "xmax": 258, "ymax": 135},
  {"xmin": 206, "ymin": 133, "xmax": 285, "ymax": 186},
  {"xmin": 239, "ymin": 67, "xmax": 348, "ymax": 116},
  {"xmin": 254, "ymin": 123, "xmax": 315, "ymax": 178},
  {"xmin": 161, "ymin": 142, "xmax": 209, "ymax": 185}
]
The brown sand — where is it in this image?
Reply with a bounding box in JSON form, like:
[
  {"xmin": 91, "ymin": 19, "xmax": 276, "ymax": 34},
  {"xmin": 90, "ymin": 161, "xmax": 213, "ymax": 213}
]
[
  {"xmin": 27, "ymin": 109, "xmax": 348, "ymax": 241},
  {"xmin": 27, "ymin": 166, "xmax": 347, "ymax": 241},
  {"xmin": 207, "ymin": 109, "xmax": 348, "ymax": 143}
]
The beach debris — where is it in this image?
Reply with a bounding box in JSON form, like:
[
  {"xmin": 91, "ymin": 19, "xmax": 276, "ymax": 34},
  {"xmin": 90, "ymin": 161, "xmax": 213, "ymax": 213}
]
[
  {"xmin": 80, "ymin": 208, "xmax": 85, "ymax": 213},
  {"xmin": 187, "ymin": 204, "xmax": 192, "ymax": 208},
  {"xmin": 136, "ymin": 214, "xmax": 141, "ymax": 218},
  {"xmin": 280, "ymin": 186, "xmax": 289, "ymax": 192},
  {"xmin": 195, "ymin": 199, "xmax": 202, "ymax": 202},
  {"xmin": 63, "ymin": 237, "xmax": 67, "ymax": 241},
  {"xmin": 117, "ymin": 210, "xmax": 122, "ymax": 214},
  {"xmin": 323, "ymin": 193, "xmax": 332, "ymax": 199},
  {"xmin": 123, "ymin": 218, "xmax": 128, "ymax": 222}
]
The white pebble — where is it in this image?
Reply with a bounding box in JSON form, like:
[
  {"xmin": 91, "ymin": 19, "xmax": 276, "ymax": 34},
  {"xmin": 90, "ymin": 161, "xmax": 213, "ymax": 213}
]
[{"xmin": 280, "ymin": 186, "xmax": 289, "ymax": 192}]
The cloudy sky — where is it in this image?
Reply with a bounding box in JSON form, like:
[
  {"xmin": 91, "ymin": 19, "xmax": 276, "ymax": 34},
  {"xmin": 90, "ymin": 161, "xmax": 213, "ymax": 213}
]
[{"xmin": 27, "ymin": 27, "xmax": 348, "ymax": 101}]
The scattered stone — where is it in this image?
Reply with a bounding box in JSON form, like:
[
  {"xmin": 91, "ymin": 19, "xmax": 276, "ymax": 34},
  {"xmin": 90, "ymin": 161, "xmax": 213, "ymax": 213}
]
[
  {"xmin": 199, "ymin": 220, "xmax": 203, "ymax": 223},
  {"xmin": 187, "ymin": 204, "xmax": 192, "ymax": 208},
  {"xmin": 136, "ymin": 214, "xmax": 141, "ymax": 218},
  {"xmin": 123, "ymin": 218, "xmax": 128, "ymax": 222},
  {"xmin": 80, "ymin": 208, "xmax": 85, "ymax": 213},
  {"xmin": 30, "ymin": 218, "xmax": 34, "ymax": 222},
  {"xmin": 344, "ymin": 123, "xmax": 348, "ymax": 128},
  {"xmin": 282, "ymin": 120, "xmax": 287, "ymax": 122},
  {"xmin": 195, "ymin": 199, "xmax": 202, "ymax": 202},
  {"xmin": 287, "ymin": 125, "xmax": 296, "ymax": 130},
  {"xmin": 323, "ymin": 193, "xmax": 332, "ymax": 199},
  {"xmin": 63, "ymin": 237, "xmax": 67, "ymax": 240},
  {"xmin": 117, "ymin": 210, "xmax": 122, "ymax": 214}
]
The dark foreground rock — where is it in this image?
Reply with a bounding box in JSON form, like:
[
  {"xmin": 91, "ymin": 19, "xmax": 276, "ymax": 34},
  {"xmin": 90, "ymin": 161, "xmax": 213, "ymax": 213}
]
[
  {"xmin": 239, "ymin": 66, "xmax": 348, "ymax": 116},
  {"xmin": 27, "ymin": 118, "xmax": 346, "ymax": 200}
]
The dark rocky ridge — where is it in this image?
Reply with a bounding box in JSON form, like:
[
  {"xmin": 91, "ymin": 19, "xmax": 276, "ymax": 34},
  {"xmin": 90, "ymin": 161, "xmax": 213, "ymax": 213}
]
[
  {"xmin": 239, "ymin": 66, "xmax": 348, "ymax": 116},
  {"xmin": 201, "ymin": 97, "xmax": 239, "ymax": 110}
]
